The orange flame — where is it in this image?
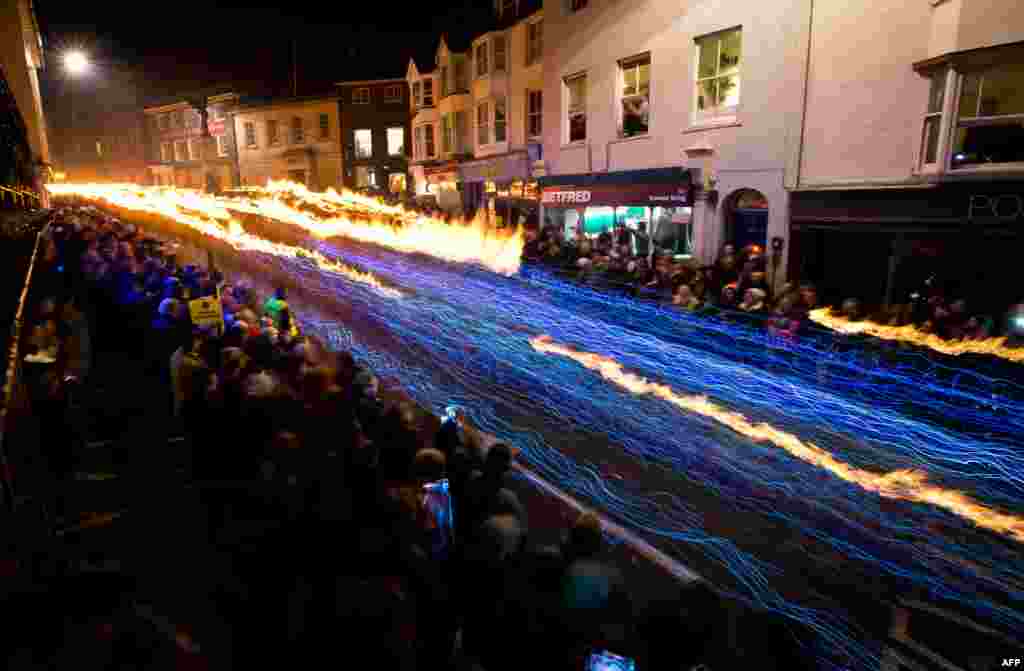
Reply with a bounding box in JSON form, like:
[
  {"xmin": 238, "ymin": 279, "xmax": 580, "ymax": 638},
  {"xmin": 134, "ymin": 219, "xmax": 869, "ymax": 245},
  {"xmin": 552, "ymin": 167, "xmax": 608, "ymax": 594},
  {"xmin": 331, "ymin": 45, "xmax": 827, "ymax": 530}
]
[
  {"xmin": 46, "ymin": 183, "xmax": 402, "ymax": 299},
  {"xmin": 530, "ymin": 335, "xmax": 1024, "ymax": 543},
  {"xmin": 809, "ymin": 309, "xmax": 1024, "ymax": 364}
]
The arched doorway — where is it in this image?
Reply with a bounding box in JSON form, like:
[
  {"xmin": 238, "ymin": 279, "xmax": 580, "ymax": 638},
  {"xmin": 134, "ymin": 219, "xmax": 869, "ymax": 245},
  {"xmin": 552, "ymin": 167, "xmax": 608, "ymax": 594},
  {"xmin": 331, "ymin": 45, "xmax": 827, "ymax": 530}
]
[{"xmin": 726, "ymin": 188, "xmax": 769, "ymax": 253}]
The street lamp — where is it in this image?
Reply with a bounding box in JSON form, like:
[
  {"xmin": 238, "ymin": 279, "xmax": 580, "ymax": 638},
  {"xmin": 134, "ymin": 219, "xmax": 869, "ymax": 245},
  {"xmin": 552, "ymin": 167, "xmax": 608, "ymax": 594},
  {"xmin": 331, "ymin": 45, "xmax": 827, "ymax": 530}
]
[{"xmin": 63, "ymin": 50, "xmax": 90, "ymax": 76}]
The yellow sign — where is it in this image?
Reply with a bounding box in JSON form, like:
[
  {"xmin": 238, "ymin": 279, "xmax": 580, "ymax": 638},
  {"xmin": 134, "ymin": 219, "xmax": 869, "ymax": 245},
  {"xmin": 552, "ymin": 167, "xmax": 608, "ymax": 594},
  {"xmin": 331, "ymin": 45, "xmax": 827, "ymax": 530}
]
[{"xmin": 189, "ymin": 296, "xmax": 223, "ymax": 331}]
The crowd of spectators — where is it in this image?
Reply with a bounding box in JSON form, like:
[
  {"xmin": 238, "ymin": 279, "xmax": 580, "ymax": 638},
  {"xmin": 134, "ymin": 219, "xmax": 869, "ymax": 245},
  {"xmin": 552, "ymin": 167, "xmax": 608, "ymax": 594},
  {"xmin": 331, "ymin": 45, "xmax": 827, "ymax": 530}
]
[
  {"xmin": 19, "ymin": 204, "xmax": 771, "ymax": 670},
  {"xmin": 524, "ymin": 222, "xmax": 1011, "ymax": 343}
]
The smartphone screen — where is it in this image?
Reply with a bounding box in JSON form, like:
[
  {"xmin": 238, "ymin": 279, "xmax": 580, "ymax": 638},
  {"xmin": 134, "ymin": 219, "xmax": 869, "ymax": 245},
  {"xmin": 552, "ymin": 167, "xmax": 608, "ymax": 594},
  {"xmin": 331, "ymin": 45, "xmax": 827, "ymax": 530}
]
[
  {"xmin": 586, "ymin": 650, "xmax": 636, "ymax": 671},
  {"xmin": 422, "ymin": 478, "xmax": 455, "ymax": 560}
]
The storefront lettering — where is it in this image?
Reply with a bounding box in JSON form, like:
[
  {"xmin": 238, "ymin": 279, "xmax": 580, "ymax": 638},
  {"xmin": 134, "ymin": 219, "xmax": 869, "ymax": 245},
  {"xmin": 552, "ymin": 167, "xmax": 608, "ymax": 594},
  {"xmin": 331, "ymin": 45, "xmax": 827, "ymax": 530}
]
[
  {"xmin": 968, "ymin": 194, "xmax": 1024, "ymax": 221},
  {"xmin": 542, "ymin": 190, "xmax": 591, "ymax": 204}
]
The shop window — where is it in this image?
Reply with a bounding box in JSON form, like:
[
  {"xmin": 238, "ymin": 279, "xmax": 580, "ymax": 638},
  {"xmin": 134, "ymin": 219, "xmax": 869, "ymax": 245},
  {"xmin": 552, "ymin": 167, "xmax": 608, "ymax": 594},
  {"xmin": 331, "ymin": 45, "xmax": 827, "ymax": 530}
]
[
  {"xmin": 423, "ymin": 79, "xmax": 434, "ymax": 107},
  {"xmin": 353, "ymin": 87, "xmax": 371, "ymax": 104},
  {"xmin": 527, "ymin": 21, "xmax": 543, "ymax": 66},
  {"xmin": 652, "ymin": 207, "xmax": 694, "ymax": 256},
  {"xmin": 291, "ymin": 117, "xmax": 305, "ymax": 144},
  {"xmin": 952, "ymin": 61, "xmax": 1024, "ymax": 169},
  {"xmin": 244, "ymin": 122, "xmax": 257, "ymax": 148},
  {"xmin": 355, "ymin": 129, "xmax": 373, "ymax": 158},
  {"xmin": 619, "ymin": 54, "xmax": 650, "ymax": 137},
  {"xmin": 476, "ymin": 43, "xmax": 489, "ymax": 78},
  {"xmin": 478, "ymin": 102, "xmax": 491, "ymax": 146},
  {"xmin": 494, "ymin": 35, "xmax": 507, "ymax": 73},
  {"xmin": 495, "ymin": 98, "xmax": 507, "ymax": 142},
  {"xmin": 527, "ymin": 90, "xmax": 543, "ymax": 138},
  {"xmin": 355, "ymin": 166, "xmax": 377, "ymax": 188},
  {"xmin": 695, "ymin": 28, "xmax": 742, "ymax": 122},
  {"xmin": 387, "ymin": 127, "xmax": 404, "ymax": 157},
  {"xmin": 565, "ymin": 73, "xmax": 587, "ymax": 143},
  {"xmin": 267, "ymin": 119, "xmax": 279, "ymax": 145}
]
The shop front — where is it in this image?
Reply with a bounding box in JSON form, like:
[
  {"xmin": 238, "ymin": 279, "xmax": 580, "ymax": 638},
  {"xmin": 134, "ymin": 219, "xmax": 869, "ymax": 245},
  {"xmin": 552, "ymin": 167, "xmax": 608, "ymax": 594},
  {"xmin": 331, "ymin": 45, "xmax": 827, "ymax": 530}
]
[
  {"xmin": 460, "ymin": 152, "xmax": 537, "ymax": 226},
  {"xmin": 790, "ymin": 181, "xmax": 1024, "ymax": 312},
  {"xmin": 423, "ymin": 161, "xmax": 462, "ymax": 212},
  {"xmin": 539, "ymin": 167, "xmax": 695, "ymax": 256}
]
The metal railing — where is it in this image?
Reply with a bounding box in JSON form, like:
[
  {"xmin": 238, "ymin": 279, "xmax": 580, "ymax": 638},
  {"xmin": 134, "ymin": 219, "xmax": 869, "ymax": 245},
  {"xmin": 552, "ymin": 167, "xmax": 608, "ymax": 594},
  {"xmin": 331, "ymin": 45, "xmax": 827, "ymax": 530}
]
[{"xmin": 0, "ymin": 186, "xmax": 41, "ymax": 210}]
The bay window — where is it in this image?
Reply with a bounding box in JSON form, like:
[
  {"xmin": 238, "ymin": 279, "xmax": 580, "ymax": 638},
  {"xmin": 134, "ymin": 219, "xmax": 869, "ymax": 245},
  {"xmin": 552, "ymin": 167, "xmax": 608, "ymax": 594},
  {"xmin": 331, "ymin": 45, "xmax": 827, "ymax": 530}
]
[
  {"xmin": 951, "ymin": 61, "xmax": 1024, "ymax": 169},
  {"xmin": 424, "ymin": 124, "xmax": 435, "ymax": 157},
  {"xmin": 412, "ymin": 81, "xmax": 421, "ymax": 108},
  {"xmin": 920, "ymin": 68, "xmax": 947, "ymax": 167},
  {"xmin": 455, "ymin": 111, "xmax": 468, "ymax": 154},
  {"xmin": 620, "ymin": 54, "xmax": 650, "ymax": 137},
  {"xmin": 440, "ymin": 66, "xmax": 449, "ymax": 98},
  {"xmin": 478, "ymin": 102, "xmax": 491, "ymax": 146},
  {"xmin": 527, "ymin": 90, "xmax": 543, "ymax": 138},
  {"xmin": 527, "ymin": 21, "xmax": 543, "ymax": 66},
  {"xmin": 455, "ymin": 60, "xmax": 468, "ymax": 92},
  {"xmin": 495, "ymin": 98, "xmax": 507, "ymax": 142},
  {"xmin": 291, "ymin": 116, "xmax": 305, "ymax": 144},
  {"xmin": 565, "ymin": 73, "xmax": 587, "ymax": 143},
  {"xmin": 695, "ymin": 28, "xmax": 742, "ymax": 122},
  {"xmin": 423, "ymin": 79, "xmax": 434, "ymax": 107},
  {"xmin": 476, "ymin": 43, "xmax": 489, "ymax": 78},
  {"xmin": 494, "ymin": 35, "xmax": 507, "ymax": 73},
  {"xmin": 442, "ymin": 114, "xmax": 452, "ymax": 154}
]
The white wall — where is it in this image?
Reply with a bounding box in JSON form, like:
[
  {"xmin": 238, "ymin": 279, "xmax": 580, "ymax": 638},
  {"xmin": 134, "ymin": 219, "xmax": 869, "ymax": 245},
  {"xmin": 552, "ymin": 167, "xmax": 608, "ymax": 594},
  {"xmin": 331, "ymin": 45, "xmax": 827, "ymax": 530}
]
[{"xmin": 956, "ymin": 0, "xmax": 1024, "ymax": 53}]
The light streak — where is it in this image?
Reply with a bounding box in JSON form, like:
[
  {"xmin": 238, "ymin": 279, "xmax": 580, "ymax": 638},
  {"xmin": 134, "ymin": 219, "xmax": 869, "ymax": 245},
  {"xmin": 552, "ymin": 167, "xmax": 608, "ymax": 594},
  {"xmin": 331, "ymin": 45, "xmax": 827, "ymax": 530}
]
[{"xmin": 810, "ymin": 308, "xmax": 1024, "ymax": 364}]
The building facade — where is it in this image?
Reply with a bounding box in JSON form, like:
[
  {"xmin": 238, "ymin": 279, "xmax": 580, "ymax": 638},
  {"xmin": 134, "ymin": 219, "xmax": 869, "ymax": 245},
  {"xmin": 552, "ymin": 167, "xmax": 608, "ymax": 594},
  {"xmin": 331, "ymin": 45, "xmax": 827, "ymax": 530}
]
[
  {"xmin": 0, "ymin": 0, "xmax": 50, "ymax": 203},
  {"xmin": 789, "ymin": 0, "xmax": 1024, "ymax": 313},
  {"xmin": 407, "ymin": 57, "xmax": 448, "ymax": 208},
  {"xmin": 336, "ymin": 79, "xmax": 410, "ymax": 195},
  {"xmin": 144, "ymin": 92, "xmax": 240, "ymax": 190},
  {"xmin": 540, "ymin": 0, "xmax": 809, "ymax": 289},
  {"xmin": 232, "ymin": 96, "xmax": 342, "ymax": 191}
]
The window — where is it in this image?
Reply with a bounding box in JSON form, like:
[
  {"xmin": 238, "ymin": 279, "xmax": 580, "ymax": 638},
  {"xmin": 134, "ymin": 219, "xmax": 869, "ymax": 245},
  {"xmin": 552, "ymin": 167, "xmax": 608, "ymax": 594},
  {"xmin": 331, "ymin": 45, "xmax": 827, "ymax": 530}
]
[
  {"xmin": 384, "ymin": 84, "xmax": 403, "ymax": 102},
  {"xmin": 290, "ymin": 117, "xmax": 305, "ymax": 144},
  {"xmin": 173, "ymin": 111, "xmax": 183, "ymax": 128},
  {"xmin": 455, "ymin": 111, "xmax": 468, "ymax": 154},
  {"xmin": 495, "ymin": 98, "xmax": 507, "ymax": 142},
  {"xmin": 695, "ymin": 28, "xmax": 742, "ymax": 121},
  {"xmin": 186, "ymin": 111, "xmax": 198, "ymax": 129},
  {"xmin": 174, "ymin": 140, "xmax": 188, "ymax": 162},
  {"xmin": 216, "ymin": 134, "xmax": 229, "ymax": 157},
  {"xmin": 527, "ymin": 90, "xmax": 543, "ymax": 137},
  {"xmin": 267, "ymin": 119, "xmax": 279, "ymax": 145},
  {"xmin": 455, "ymin": 60, "xmax": 467, "ymax": 92},
  {"xmin": 188, "ymin": 139, "xmax": 201, "ymax": 161},
  {"xmin": 355, "ymin": 129, "xmax": 373, "ymax": 158},
  {"xmin": 95, "ymin": 140, "xmax": 103, "ymax": 157},
  {"xmin": 570, "ymin": 0, "xmax": 588, "ymax": 11},
  {"xmin": 389, "ymin": 173, "xmax": 407, "ymax": 193},
  {"xmin": 387, "ymin": 127, "xmax": 404, "ymax": 156},
  {"xmin": 494, "ymin": 35, "xmax": 507, "ymax": 73},
  {"xmin": 424, "ymin": 123, "xmax": 435, "ymax": 157},
  {"xmin": 440, "ymin": 66, "xmax": 449, "ymax": 98},
  {"xmin": 414, "ymin": 126, "xmax": 423, "ymax": 160},
  {"xmin": 920, "ymin": 69, "xmax": 946, "ymax": 167},
  {"xmin": 244, "ymin": 121, "xmax": 257, "ymax": 148},
  {"xmin": 476, "ymin": 43, "xmax": 489, "ymax": 78},
  {"xmin": 412, "ymin": 81, "xmax": 421, "ymax": 108},
  {"xmin": 565, "ymin": 73, "xmax": 587, "ymax": 142},
  {"xmin": 951, "ymin": 61, "xmax": 1024, "ymax": 169},
  {"xmin": 319, "ymin": 113, "xmax": 330, "ymax": 140},
  {"xmin": 620, "ymin": 54, "xmax": 651, "ymax": 137},
  {"xmin": 355, "ymin": 166, "xmax": 376, "ymax": 188},
  {"xmin": 353, "ymin": 87, "xmax": 371, "ymax": 104},
  {"xmin": 160, "ymin": 142, "xmax": 172, "ymax": 162},
  {"xmin": 527, "ymin": 21, "xmax": 543, "ymax": 66},
  {"xmin": 423, "ymin": 79, "xmax": 434, "ymax": 107},
  {"xmin": 478, "ymin": 102, "xmax": 491, "ymax": 145},
  {"xmin": 441, "ymin": 114, "xmax": 452, "ymax": 154},
  {"xmin": 159, "ymin": 114, "xmax": 170, "ymax": 131}
]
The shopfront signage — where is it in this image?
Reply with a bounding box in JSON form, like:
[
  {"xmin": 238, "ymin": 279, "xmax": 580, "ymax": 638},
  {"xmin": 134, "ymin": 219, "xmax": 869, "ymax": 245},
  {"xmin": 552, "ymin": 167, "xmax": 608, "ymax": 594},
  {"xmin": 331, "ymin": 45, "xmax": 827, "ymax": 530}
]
[
  {"xmin": 968, "ymin": 194, "xmax": 1024, "ymax": 221},
  {"xmin": 542, "ymin": 190, "xmax": 592, "ymax": 204},
  {"xmin": 541, "ymin": 183, "xmax": 691, "ymax": 208}
]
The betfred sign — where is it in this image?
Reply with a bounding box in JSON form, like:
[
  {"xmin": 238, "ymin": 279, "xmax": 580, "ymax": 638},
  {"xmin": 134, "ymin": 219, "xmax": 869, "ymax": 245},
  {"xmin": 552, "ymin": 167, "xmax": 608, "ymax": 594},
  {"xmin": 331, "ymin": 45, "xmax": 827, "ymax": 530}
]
[
  {"xmin": 542, "ymin": 190, "xmax": 591, "ymax": 204},
  {"xmin": 541, "ymin": 183, "xmax": 691, "ymax": 208}
]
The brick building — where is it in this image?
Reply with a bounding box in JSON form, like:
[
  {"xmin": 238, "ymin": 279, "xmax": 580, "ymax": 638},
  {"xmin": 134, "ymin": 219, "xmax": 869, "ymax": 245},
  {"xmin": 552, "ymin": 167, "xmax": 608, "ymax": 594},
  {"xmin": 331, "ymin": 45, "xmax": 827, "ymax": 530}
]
[{"xmin": 335, "ymin": 79, "xmax": 410, "ymax": 195}]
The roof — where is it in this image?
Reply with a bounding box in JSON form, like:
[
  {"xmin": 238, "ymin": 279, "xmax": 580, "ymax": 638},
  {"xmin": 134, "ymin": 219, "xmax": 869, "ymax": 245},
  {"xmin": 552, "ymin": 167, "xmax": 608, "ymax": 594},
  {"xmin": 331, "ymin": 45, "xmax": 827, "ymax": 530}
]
[
  {"xmin": 335, "ymin": 78, "xmax": 406, "ymax": 87},
  {"xmin": 233, "ymin": 94, "xmax": 340, "ymax": 113},
  {"xmin": 142, "ymin": 85, "xmax": 240, "ymax": 110},
  {"xmin": 494, "ymin": 0, "xmax": 543, "ymax": 30}
]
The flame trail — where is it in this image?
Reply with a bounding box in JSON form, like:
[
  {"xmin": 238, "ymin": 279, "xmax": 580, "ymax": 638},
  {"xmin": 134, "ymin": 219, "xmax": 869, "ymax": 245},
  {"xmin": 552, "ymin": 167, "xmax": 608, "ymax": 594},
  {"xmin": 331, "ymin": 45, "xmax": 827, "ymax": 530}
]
[
  {"xmin": 530, "ymin": 335, "xmax": 1024, "ymax": 543},
  {"xmin": 809, "ymin": 308, "xmax": 1024, "ymax": 364},
  {"xmin": 46, "ymin": 183, "xmax": 402, "ymax": 298}
]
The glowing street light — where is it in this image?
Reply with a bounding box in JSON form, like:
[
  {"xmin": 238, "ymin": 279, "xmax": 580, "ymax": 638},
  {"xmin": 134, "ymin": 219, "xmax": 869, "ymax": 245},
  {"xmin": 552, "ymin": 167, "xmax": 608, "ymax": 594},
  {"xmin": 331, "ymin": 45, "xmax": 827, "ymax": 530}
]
[{"xmin": 63, "ymin": 51, "xmax": 90, "ymax": 75}]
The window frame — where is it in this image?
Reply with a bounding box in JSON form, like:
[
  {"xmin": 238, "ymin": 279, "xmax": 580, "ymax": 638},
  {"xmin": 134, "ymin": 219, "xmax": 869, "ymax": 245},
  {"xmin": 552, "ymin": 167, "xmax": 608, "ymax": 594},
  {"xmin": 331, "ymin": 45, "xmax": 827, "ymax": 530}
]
[
  {"xmin": 266, "ymin": 119, "xmax": 279, "ymax": 146},
  {"xmin": 216, "ymin": 134, "xmax": 229, "ymax": 157},
  {"xmin": 387, "ymin": 127, "xmax": 405, "ymax": 157},
  {"xmin": 291, "ymin": 116, "xmax": 305, "ymax": 144},
  {"xmin": 188, "ymin": 138, "xmax": 201, "ymax": 161},
  {"xmin": 424, "ymin": 123, "xmax": 436, "ymax": 158},
  {"xmin": 244, "ymin": 121, "xmax": 257, "ymax": 148},
  {"xmin": 919, "ymin": 67, "xmax": 949, "ymax": 171},
  {"xmin": 619, "ymin": 53, "xmax": 651, "ymax": 138},
  {"xmin": 174, "ymin": 140, "xmax": 188, "ymax": 162},
  {"xmin": 949, "ymin": 62, "xmax": 1024, "ymax": 172},
  {"xmin": 441, "ymin": 114, "xmax": 452, "ymax": 154},
  {"xmin": 476, "ymin": 43, "xmax": 490, "ymax": 78},
  {"xmin": 493, "ymin": 34, "xmax": 507, "ymax": 73},
  {"xmin": 440, "ymin": 65, "xmax": 449, "ymax": 98},
  {"xmin": 422, "ymin": 79, "xmax": 435, "ymax": 107},
  {"xmin": 159, "ymin": 114, "xmax": 170, "ymax": 131},
  {"xmin": 383, "ymin": 84, "xmax": 403, "ymax": 103},
  {"xmin": 694, "ymin": 27, "xmax": 743, "ymax": 124},
  {"xmin": 527, "ymin": 89, "xmax": 543, "ymax": 138},
  {"xmin": 477, "ymin": 101, "xmax": 491, "ymax": 146},
  {"xmin": 569, "ymin": 0, "xmax": 588, "ymax": 12},
  {"xmin": 494, "ymin": 97, "xmax": 507, "ymax": 143},
  {"xmin": 160, "ymin": 141, "xmax": 172, "ymax": 162},
  {"xmin": 412, "ymin": 81, "xmax": 422, "ymax": 108},
  {"xmin": 319, "ymin": 113, "xmax": 330, "ymax": 140},
  {"xmin": 526, "ymin": 21, "xmax": 543, "ymax": 66},
  {"xmin": 352, "ymin": 87, "xmax": 371, "ymax": 105},
  {"xmin": 354, "ymin": 128, "xmax": 373, "ymax": 159},
  {"xmin": 564, "ymin": 72, "xmax": 588, "ymax": 144}
]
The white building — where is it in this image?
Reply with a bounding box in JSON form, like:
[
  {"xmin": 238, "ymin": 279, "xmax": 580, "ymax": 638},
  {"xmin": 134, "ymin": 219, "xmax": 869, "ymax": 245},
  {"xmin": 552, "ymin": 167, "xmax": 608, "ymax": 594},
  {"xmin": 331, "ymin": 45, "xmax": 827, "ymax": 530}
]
[
  {"xmin": 407, "ymin": 44, "xmax": 457, "ymax": 211},
  {"xmin": 540, "ymin": 0, "xmax": 809, "ymax": 291}
]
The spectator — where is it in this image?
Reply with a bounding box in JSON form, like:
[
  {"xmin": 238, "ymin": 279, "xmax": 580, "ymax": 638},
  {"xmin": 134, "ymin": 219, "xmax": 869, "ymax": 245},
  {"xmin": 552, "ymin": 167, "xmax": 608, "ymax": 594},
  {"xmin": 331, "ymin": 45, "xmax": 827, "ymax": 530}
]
[{"xmin": 672, "ymin": 284, "xmax": 701, "ymax": 311}]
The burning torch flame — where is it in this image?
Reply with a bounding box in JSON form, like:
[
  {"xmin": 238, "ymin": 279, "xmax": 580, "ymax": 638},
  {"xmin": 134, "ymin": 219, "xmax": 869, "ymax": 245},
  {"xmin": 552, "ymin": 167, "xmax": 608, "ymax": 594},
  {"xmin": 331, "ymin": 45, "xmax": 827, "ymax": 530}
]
[
  {"xmin": 809, "ymin": 309, "xmax": 1024, "ymax": 364},
  {"xmin": 530, "ymin": 335, "xmax": 1024, "ymax": 543},
  {"xmin": 46, "ymin": 183, "xmax": 401, "ymax": 299}
]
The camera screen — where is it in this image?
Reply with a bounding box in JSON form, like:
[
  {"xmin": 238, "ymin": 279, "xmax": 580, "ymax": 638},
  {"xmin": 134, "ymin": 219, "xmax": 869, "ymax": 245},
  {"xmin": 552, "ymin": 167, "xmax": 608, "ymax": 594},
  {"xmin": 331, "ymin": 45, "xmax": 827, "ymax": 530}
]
[{"xmin": 586, "ymin": 650, "xmax": 636, "ymax": 671}]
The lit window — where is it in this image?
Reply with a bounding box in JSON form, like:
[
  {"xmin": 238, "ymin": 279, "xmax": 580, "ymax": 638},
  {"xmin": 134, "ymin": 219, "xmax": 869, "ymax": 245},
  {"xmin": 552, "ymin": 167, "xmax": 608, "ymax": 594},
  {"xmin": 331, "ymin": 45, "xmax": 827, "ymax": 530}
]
[
  {"xmin": 387, "ymin": 127, "xmax": 404, "ymax": 156},
  {"xmin": 355, "ymin": 129, "xmax": 373, "ymax": 158},
  {"xmin": 291, "ymin": 117, "xmax": 305, "ymax": 144},
  {"xmin": 160, "ymin": 142, "xmax": 172, "ymax": 162},
  {"xmin": 441, "ymin": 114, "xmax": 452, "ymax": 154},
  {"xmin": 440, "ymin": 66, "xmax": 449, "ymax": 98},
  {"xmin": 620, "ymin": 54, "xmax": 650, "ymax": 137},
  {"xmin": 476, "ymin": 43, "xmax": 489, "ymax": 78},
  {"xmin": 494, "ymin": 35, "xmax": 507, "ymax": 73},
  {"xmin": 527, "ymin": 22, "xmax": 543, "ymax": 66},
  {"xmin": 527, "ymin": 90, "xmax": 543, "ymax": 137},
  {"xmin": 412, "ymin": 81, "xmax": 421, "ymax": 108},
  {"xmin": 319, "ymin": 113, "xmax": 330, "ymax": 140},
  {"xmin": 570, "ymin": 0, "xmax": 588, "ymax": 11},
  {"xmin": 95, "ymin": 140, "xmax": 103, "ymax": 157},
  {"xmin": 565, "ymin": 73, "xmax": 587, "ymax": 142},
  {"xmin": 478, "ymin": 102, "xmax": 491, "ymax": 146},
  {"xmin": 920, "ymin": 69, "xmax": 945, "ymax": 167},
  {"xmin": 424, "ymin": 123, "xmax": 435, "ymax": 157},
  {"xmin": 244, "ymin": 122, "xmax": 257, "ymax": 148},
  {"xmin": 423, "ymin": 79, "xmax": 434, "ymax": 107},
  {"xmin": 951, "ymin": 62, "xmax": 1024, "ymax": 169},
  {"xmin": 495, "ymin": 98, "xmax": 507, "ymax": 142},
  {"xmin": 267, "ymin": 119, "xmax": 279, "ymax": 145},
  {"xmin": 353, "ymin": 87, "xmax": 371, "ymax": 104},
  {"xmin": 355, "ymin": 166, "xmax": 376, "ymax": 188},
  {"xmin": 216, "ymin": 134, "xmax": 229, "ymax": 157},
  {"xmin": 389, "ymin": 173, "xmax": 407, "ymax": 193},
  {"xmin": 695, "ymin": 28, "xmax": 742, "ymax": 121},
  {"xmin": 384, "ymin": 84, "xmax": 403, "ymax": 102},
  {"xmin": 174, "ymin": 140, "xmax": 188, "ymax": 161}
]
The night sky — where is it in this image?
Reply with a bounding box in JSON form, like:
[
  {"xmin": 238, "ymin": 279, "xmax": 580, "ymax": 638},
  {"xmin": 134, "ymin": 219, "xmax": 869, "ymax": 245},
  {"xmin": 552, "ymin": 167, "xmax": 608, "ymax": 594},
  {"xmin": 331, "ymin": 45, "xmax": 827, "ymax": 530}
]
[{"xmin": 35, "ymin": 1, "xmax": 494, "ymax": 101}]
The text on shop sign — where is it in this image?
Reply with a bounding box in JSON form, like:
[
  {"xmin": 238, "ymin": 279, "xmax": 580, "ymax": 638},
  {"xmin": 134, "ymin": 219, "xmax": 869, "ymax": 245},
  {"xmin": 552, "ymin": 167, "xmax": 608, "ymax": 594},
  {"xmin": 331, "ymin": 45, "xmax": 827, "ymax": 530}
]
[
  {"xmin": 542, "ymin": 190, "xmax": 591, "ymax": 204},
  {"xmin": 968, "ymin": 194, "xmax": 1024, "ymax": 221}
]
